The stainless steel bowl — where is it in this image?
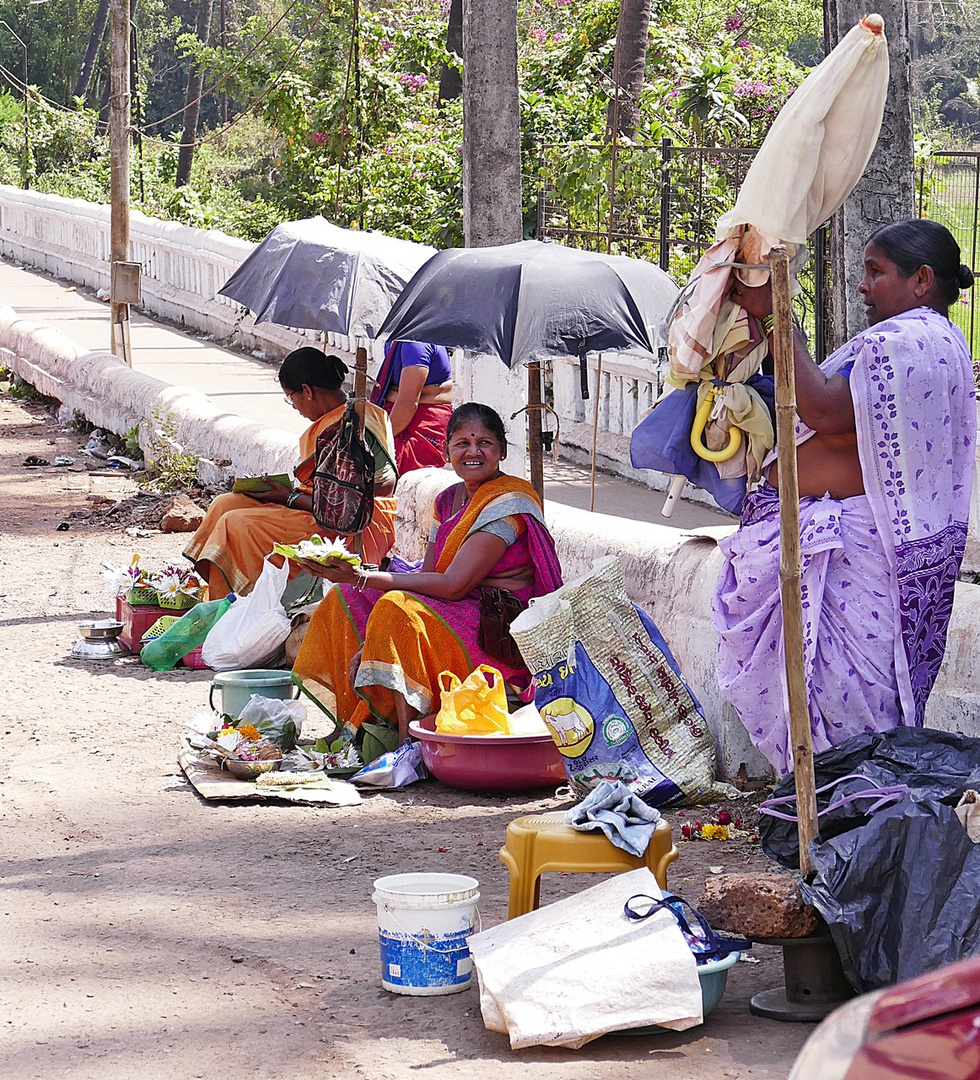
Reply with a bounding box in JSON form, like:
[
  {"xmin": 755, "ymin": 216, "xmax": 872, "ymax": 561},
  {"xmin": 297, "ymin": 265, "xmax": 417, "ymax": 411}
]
[
  {"xmin": 222, "ymin": 758, "xmax": 282, "ymax": 781},
  {"xmin": 72, "ymin": 638, "xmax": 124, "ymax": 660},
  {"xmin": 78, "ymin": 620, "xmax": 125, "ymax": 642}
]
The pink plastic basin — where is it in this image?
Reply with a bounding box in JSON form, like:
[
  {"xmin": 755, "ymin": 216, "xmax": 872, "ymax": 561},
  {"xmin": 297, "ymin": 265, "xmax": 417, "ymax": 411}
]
[{"xmin": 408, "ymin": 714, "xmax": 566, "ymax": 793}]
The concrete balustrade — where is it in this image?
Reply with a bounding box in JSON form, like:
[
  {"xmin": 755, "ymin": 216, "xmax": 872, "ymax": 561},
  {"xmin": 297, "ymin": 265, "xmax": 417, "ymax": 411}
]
[{"xmin": 3, "ymin": 185, "xmax": 980, "ymax": 782}]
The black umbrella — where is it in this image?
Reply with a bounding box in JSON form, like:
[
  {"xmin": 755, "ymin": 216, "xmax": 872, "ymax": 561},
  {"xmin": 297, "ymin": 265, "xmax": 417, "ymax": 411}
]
[
  {"xmin": 379, "ymin": 240, "xmax": 678, "ymax": 399},
  {"xmin": 219, "ymin": 216, "xmax": 436, "ymax": 340}
]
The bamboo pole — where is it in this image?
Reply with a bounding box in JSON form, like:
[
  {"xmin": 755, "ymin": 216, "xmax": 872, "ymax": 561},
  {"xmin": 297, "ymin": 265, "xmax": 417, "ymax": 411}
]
[
  {"xmin": 527, "ymin": 362, "xmax": 544, "ymax": 500},
  {"xmin": 589, "ymin": 353, "xmax": 602, "ymax": 511},
  {"xmin": 769, "ymin": 246, "xmax": 819, "ymax": 875}
]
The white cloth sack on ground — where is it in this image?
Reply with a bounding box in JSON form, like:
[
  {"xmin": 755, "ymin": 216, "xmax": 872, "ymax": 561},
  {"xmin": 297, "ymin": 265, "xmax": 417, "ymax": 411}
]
[
  {"xmin": 469, "ymin": 868, "xmax": 702, "ymax": 1049},
  {"xmin": 202, "ymin": 556, "xmax": 292, "ymax": 670}
]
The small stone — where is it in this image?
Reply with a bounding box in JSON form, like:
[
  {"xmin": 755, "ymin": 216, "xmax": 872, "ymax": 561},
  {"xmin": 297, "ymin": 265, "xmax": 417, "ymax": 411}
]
[
  {"xmin": 698, "ymin": 872, "xmax": 820, "ymax": 938},
  {"xmin": 160, "ymin": 494, "xmax": 205, "ymax": 533}
]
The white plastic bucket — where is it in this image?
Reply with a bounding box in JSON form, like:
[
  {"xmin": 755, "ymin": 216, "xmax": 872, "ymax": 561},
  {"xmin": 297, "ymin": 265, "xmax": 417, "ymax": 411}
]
[{"xmin": 372, "ymin": 873, "xmax": 480, "ymax": 996}]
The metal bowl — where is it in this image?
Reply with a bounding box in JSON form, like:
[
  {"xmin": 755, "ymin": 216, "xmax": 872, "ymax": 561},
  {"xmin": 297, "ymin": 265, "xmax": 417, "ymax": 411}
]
[
  {"xmin": 222, "ymin": 758, "xmax": 282, "ymax": 781},
  {"xmin": 78, "ymin": 620, "xmax": 125, "ymax": 642}
]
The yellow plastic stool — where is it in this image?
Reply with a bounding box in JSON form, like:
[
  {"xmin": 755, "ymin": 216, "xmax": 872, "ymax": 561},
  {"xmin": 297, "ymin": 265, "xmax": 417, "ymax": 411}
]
[{"xmin": 499, "ymin": 811, "xmax": 678, "ymax": 920}]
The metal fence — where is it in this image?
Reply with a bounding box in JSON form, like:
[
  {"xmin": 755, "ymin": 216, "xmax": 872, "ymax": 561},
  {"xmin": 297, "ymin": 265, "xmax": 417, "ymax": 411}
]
[
  {"xmin": 536, "ymin": 140, "xmax": 980, "ymax": 361},
  {"xmin": 918, "ymin": 150, "xmax": 979, "ymax": 358}
]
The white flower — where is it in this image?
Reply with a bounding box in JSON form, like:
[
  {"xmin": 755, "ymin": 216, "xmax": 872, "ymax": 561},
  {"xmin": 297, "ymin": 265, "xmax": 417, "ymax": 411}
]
[
  {"xmin": 180, "ymin": 572, "xmax": 205, "ymax": 597},
  {"xmin": 101, "ymin": 563, "xmax": 132, "ymax": 596},
  {"xmin": 216, "ymin": 731, "xmax": 244, "ymax": 753},
  {"xmin": 152, "ymin": 570, "xmax": 183, "ymax": 599}
]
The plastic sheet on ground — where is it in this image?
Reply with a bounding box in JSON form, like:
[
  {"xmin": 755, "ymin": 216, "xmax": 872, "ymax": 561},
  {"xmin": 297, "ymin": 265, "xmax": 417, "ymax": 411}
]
[{"xmin": 469, "ymin": 867, "xmax": 702, "ymax": 1049}]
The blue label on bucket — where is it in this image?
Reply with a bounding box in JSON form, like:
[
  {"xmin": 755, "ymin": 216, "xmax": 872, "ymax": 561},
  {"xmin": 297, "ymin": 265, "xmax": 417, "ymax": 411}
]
[{"xmin": 379, "ymin": 927, "xmax": 473, "ymax": 988}]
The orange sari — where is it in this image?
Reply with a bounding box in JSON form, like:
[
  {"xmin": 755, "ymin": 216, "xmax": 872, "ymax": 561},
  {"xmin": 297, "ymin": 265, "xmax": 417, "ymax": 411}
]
[
  {"xmin": 184, "ymin": 407, "xmax": 397, "ymax": 597},
  {"xmin": 292, "ymin": 474, "xmax": 563, "ymax": 738}
]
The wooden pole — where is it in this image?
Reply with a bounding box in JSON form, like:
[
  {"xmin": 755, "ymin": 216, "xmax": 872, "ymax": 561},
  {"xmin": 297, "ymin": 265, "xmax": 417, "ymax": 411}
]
[
  {"xmin": 589, "ymin": 353, "xmax": 602, "ymax": 511},
  {"xmin": 770, "ymin": 246, "xmax": 819, "ymax": 875},
  {"xmin": 109, "ymin": 0, "xmax": 132, "ymax": 365},
  {"xmin": 351, "ymin": 344, "xmax": 369, "ymax": 558},
  {"xmin": 527, "ymin": 362, "xmax": 544, "ymax": 500}
]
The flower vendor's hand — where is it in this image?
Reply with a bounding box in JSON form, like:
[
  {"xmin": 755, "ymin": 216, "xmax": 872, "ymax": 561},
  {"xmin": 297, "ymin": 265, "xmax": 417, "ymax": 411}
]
[
  {"xmin": 249, "ymin": 477, "xmax": 292, "ymax": 505},
  {"xmin": 349, "ymin": 648, "xmax": 363, "ymax": 688},
  {"xmin": 293, "ymin": 557, "xmax": 335, "ymax": 579},
  {"xmin": 729, "ymin": 276, "xmax": 773, "ymax": 321},
  {"xmin": 320, "ymin": 557, "xmax": 360, "ymax": 586}
]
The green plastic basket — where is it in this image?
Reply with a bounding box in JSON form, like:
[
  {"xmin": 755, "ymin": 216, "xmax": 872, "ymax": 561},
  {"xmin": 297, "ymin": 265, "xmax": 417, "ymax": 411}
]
[{"xmin": 140, "ymin": 615, "xmax": 180, "ymax": 643}]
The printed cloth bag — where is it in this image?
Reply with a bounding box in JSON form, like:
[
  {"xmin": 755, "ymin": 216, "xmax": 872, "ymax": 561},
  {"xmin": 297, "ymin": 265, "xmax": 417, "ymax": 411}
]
[{"xmin": 312, "ymin": 401, "xmax": 375, "ymax": 534}]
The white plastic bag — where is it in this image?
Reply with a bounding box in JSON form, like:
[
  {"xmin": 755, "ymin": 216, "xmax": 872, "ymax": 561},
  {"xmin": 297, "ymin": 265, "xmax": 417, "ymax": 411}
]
[
  {"xmin": 202, "ymin": 557, "xmax": 292, "ymax": 670},
  {"xmin": 469, "ymin": 867, "xmax": 702, "ymax": 1048},
  {"xmin": 350, "ymin": 741, "xmax": 428, "ymax": 788},
  {"xmin": 237, "ymin": 694, "xmax": 306, "ymax": 747}
]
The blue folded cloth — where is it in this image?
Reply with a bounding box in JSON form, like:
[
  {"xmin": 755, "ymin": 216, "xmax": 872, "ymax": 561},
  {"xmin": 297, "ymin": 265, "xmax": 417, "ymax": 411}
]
[{"xmin": 565, "ymin": 780, "xmax": 662, "ymax": 857}]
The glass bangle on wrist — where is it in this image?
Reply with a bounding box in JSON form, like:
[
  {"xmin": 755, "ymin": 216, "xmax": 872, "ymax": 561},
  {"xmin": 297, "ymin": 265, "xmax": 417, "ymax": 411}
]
[
  {"xmin": 286, "ymin": 490, "xmax": 302, "ymax": 508},
  {"xmin": 761, "ymin": 313, "xmax": 775, "ymax": 336},
  {"xmin": 356, "ymin": 570, "xmax": 370, "ymax": 592}
]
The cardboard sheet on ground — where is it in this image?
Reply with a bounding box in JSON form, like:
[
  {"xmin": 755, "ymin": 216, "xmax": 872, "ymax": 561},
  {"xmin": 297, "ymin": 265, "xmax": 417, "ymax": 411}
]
[
  {"xmin": 178, "ymin": 746, "xmax": 362, "ymax": 806},
  {"xmin": 468, "ymin": 867, "xmax": 702, "ymax": 1049}
]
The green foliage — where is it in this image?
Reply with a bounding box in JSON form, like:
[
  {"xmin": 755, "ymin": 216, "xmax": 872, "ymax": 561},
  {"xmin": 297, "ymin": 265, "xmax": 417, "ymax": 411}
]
[{"xmin": 147, "ymin": 408, "xmax": 200, "ymax": 491}]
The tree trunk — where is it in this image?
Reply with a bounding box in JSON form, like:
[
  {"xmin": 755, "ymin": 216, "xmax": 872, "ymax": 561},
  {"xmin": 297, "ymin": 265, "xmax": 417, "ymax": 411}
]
[
  {"xmin": 175, "ymin": 0, "xmax": 215, "ymax": 188},
  {"xmin": 438, "ymin": 0, "xmax": 463, "ymax": 104},
  {"xmin": 74, "ymin": 0, "xmax": 111, "ymax": 102},
  {"xmin": 606, "ymin": 0, "xmax": 652, "ymax": 140},
  {"xmin": 827, "ymin": 0, "xmax": 913, "ymax": 346}
]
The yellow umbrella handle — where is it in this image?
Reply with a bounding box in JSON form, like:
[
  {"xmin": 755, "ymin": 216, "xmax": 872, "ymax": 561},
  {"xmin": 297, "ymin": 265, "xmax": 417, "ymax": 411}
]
[{"xmin": 691, "ymin": 385, "xmax": 742, "ymax": 463}]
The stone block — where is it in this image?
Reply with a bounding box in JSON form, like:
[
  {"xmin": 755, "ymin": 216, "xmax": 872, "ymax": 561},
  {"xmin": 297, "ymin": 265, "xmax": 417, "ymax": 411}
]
[
  {"xmin": 161, "ymin": 494, "xmax": 205, "ymax": 533},
  {"xmin": 698, "ymin": 872, "xmax": 819, "ymax": 938}
]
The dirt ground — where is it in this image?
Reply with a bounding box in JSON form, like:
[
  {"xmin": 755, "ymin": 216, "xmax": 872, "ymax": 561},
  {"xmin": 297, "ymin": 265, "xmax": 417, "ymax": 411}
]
[{"xmin": 0, "ymin": 390, "xmax": 814, "ymax": 1079}]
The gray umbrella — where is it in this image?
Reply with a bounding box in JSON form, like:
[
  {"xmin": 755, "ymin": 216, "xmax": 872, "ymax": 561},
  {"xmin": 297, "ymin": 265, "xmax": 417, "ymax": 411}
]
[
  {"xmin": 218, "ymin": 216, "xmax": 436, "ymax": 339},
  {"xmin": 378, "ymin": 240, "xmax": 679, "ymax": 396}
]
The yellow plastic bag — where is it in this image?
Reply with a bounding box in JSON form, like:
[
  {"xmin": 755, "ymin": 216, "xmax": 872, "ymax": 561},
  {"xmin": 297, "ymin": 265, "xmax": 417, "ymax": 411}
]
[{"xmin": 435, "ymin": 666, "xmax": 510, "ymax": 735}]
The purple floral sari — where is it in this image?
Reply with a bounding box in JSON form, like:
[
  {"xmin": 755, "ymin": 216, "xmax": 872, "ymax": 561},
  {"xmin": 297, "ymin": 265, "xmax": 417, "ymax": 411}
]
[{"xmin": 714, "ymin": 307, "xmax": 976, "ymax": 774}]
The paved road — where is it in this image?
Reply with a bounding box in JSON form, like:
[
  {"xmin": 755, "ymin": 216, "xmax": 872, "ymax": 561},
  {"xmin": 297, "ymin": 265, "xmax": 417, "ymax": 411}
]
[{"xmin": 0, "ymin": 255, "xmax": 734, "ymax": 532}]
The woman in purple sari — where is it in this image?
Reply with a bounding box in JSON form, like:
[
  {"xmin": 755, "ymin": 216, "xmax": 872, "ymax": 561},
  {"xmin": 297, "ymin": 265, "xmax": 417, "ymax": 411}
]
[{"xmin": 714, "ymin": 220, "xmax": 976, "ymax": 774}]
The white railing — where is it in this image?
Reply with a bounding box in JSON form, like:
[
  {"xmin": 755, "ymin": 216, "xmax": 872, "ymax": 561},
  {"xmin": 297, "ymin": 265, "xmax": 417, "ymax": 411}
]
[
  {"xmin": 0, "ymin": 185, "xmax": 381, "ymax": 362},
  {"xmin": 0, "ymin": 184, "xmax": 977, "ymax": 557}
]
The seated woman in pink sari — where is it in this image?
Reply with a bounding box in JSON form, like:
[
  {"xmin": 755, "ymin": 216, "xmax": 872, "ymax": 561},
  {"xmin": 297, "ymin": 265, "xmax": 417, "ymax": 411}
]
[{"xmin": 292, "ymin": 403, "xmax": 563, "ymax": 753}]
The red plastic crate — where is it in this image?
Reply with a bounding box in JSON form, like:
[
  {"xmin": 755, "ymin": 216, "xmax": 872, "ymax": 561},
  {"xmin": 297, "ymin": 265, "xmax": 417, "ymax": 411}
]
[
  {"xmin": 182, "ymin": 645, "xmax": 209, "ymax": 669},
  {"xmin": 115, "ymin": 596, "xmax": 171, "ymax": 654}
]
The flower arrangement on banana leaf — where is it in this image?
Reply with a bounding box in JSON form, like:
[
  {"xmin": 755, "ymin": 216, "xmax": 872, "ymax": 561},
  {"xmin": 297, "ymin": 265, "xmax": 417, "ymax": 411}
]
[{"xmin": 272, "ymin": 534, "xmax": 362, "ymax": 567}]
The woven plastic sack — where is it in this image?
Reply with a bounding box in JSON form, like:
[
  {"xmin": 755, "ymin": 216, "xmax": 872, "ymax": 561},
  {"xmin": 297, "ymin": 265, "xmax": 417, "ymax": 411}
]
[
  {"xmin": 435, "ymin": 666, "xmax": 510, "ymax": 735},
  {"xmin": 511, "ymin": 556, "xmax": 729, "ymax": 806}
]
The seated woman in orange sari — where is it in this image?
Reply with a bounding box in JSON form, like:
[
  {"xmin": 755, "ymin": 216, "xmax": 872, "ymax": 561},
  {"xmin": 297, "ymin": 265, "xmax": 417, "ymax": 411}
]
[
  {"xmin": 292, "ymin": 403, "xmax": 563, "ymax": 753},
  {"xmin": 184, "ymin": 348, "xmax": 398, "ymax": 598}
]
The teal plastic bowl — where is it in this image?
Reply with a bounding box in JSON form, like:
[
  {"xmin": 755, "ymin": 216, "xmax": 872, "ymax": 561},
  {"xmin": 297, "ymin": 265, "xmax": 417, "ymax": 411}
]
[
  {"xmin": 626, "ymin": 951, "xmax": 740, "ymax": 1035},
  {"xmin": 697, "ymin": 951, "xmax": 740, "ymax": 1016}
]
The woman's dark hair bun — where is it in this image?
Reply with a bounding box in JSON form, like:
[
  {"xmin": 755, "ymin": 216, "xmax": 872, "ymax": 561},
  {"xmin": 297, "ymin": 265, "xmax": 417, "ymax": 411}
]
[
  {"xmin": 958, "ymin": 263, "xmax": 975, "ymax": 290},
  {"xmin": 278, "ymin": 347, "xmax": 349, "ymax": 392}
]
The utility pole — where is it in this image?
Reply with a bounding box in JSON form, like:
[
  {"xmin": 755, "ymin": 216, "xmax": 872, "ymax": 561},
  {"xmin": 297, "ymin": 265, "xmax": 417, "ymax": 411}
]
[
  {"xmin": 461, "ymin": 0, "xmax": 540, "ymax": 495},
  {"xmin": 109, "ymin": 0, "xmax": 134, "ymax": 365}
]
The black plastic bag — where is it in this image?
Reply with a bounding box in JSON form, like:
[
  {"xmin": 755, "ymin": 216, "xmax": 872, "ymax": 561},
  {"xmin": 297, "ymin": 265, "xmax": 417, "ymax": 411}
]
[
  {"xmin": 758, "ymin": 728, "xmax": 980, "ymax": 992},
  {"xmin": 760, "ymin": 727, "xmax": 980, "ymax": 869}
]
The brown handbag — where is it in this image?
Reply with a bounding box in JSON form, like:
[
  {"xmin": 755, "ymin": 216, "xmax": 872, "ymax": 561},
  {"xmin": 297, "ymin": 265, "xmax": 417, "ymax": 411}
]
[{"xmin": 478, "ymin": 587, "xmax": 527, "ymax": 666}]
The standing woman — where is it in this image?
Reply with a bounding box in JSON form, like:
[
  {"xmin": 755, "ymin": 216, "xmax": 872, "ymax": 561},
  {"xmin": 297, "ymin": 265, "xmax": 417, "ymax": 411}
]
[
  {"xmin": 715, "ymin": 219, "xmax": 976, "ymax": 775},
  {"xmin": 184, "ymin": 348, "xmax": 399, "ymax": 598},
  {"xmin": 370, "ymin": 340, "xmax": 453, "ymax": 472}
]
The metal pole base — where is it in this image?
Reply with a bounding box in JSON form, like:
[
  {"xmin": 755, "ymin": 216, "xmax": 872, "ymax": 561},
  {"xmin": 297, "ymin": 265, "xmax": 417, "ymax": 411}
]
[{"xmin": 749, "ymin": 933, "xmax": 854, "ymax": 1023}]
